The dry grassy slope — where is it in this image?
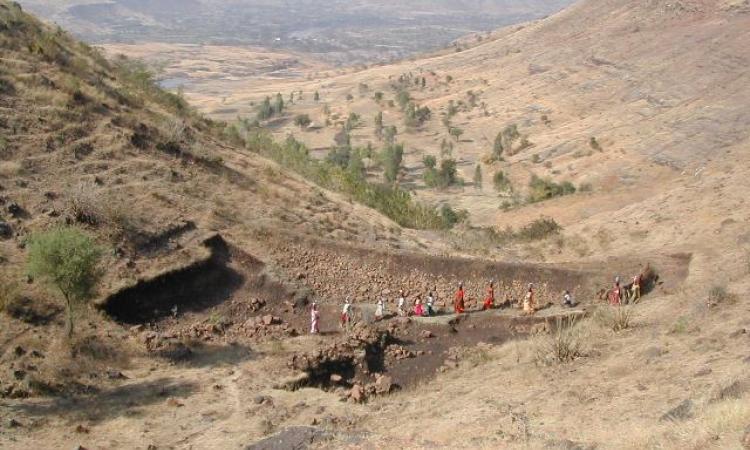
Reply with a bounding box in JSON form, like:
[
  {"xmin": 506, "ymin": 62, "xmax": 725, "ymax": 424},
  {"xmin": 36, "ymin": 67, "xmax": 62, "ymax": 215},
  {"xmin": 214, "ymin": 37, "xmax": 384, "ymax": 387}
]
[
  {"xmin": 217, "ymin": 0, "xmax": 750, "ymax": 282},
  {"xmin": 0, "ymin": 0, "xmax": 430, "ymax": 296}
]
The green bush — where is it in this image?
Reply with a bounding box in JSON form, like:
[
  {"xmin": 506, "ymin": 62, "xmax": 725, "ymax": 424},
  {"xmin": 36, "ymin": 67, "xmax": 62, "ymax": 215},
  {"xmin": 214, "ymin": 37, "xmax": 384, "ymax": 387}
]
[
  {"xmin": 424, "ymin": 159, "xmax": 459, "ymax": 189},
  {"xmin": 515, "ymin": 217, "xmax": 562, "ymax": 241},
  {"xmin": 422, "ymin": 155, "xmax": 437, "ymax": 169},
  {"xmin": 27, "ymin": 227, "xmax": 103, "ymax": 339},
  {"xmin": 294, "ymin": 114, "xmax": 311, "ymax": 129},
  {"xmin": 440, "ymin": 204, "xmax": 467, "ymax": 228},
  {"xmin": 528, "ymin": 175, "xmax": 576, "ymax": 203},
  {"xmin": 345, "ymin": 112, "xmax": 360, "ymax": 131}
]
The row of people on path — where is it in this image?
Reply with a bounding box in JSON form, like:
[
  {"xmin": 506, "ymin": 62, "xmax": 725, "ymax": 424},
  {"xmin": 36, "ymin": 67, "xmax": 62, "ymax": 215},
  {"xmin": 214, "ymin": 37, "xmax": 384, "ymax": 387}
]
[
  {"xmin": 310, "ymin": 281, "xmax": 580, "ymax": 334},
  {"xmin": 312, "ymin": 267, "xmax": 648, "ymax": 334}
]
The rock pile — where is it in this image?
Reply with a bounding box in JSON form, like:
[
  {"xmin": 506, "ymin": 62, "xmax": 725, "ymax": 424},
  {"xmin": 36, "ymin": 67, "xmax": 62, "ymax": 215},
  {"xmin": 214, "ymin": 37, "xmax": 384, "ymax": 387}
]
[
  {"xmin": 287, "ymin": 324, "xmax": 399, "ymax": 403},
  {"xmin": 270, "ymin": 243, "xmax": 558, "ymax": 309}
]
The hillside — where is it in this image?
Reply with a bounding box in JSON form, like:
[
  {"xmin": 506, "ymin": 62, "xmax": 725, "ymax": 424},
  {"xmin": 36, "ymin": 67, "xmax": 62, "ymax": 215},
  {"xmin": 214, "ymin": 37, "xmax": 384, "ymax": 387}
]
[
  {"xmin": 1, "ymin": 1, "xmax": 750, "ymax": 449},
  {"xmin": 209, "ymin": 0, "xmax": 750, "ymax": 268}
]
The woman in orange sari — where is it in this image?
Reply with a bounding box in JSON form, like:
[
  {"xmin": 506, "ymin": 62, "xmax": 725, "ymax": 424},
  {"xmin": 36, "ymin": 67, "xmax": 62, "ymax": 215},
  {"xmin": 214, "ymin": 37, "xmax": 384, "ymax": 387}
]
[
  {"xmin": 523, "ymin": 283, "xmax": 536, "ymax": 314},
  {"xmin": 482, "ymin": 280, "xmax": 495, "ymax": 310},
  {"xmin": 454, "ymin": 283, "xmax": 466, "ymax": 314}
]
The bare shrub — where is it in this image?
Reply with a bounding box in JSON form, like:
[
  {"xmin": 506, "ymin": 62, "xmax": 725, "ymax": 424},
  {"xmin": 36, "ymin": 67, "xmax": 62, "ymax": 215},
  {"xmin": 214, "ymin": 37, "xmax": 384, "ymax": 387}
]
[
  {"xmin": 535, "ymin": 316, "xmax": 586, "ymax": 365},
  {"xmin": 163, "ymin": 117, "xmax": 186, "ymax": 143},
  {"xmin": 707, "ymin": 285, "xmax": 736, "ymax": 308},
  {"xmin": 66, "ymin": 182, "xmax": 132, "ymax": 233},
  {"xmin": 0, "ymin": 278, "xmax": 19, "ymax": 313},
  {"xmin": 595, "ymin": 305, "xmax": 633, "ymax": 332}
]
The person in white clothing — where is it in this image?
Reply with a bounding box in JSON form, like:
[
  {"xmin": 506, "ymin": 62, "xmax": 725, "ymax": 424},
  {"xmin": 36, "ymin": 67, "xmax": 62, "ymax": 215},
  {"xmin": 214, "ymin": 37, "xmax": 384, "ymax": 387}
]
[
  {"xmin": 340, "ymin": 298, "xmax": 352, "ymax": 329},
  {"xmin": 375, "ymin": 298, "xmax": 385, "ymax": 321},
  {"xmin": 562, "ymin": 290, "xmax": 575, "ymax": 308},
  {"xmin": 310, "ymin": 303, "xmax": 320, "ymax": 334},
  {"xmin": 425, "ymin": 292, "xmax": 435, "ymax": 316},
  {"xmin": 397, "ymin": 290, "xmax": 406, "ymax": 316}
]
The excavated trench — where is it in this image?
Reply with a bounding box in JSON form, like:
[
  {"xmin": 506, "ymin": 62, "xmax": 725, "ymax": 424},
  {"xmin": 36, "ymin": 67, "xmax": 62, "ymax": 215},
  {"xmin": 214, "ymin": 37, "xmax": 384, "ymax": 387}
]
[
  {"xmin": 103, "ymin": 235, "xmax": 248, "ymax": 324},
  {"xmin": 103, "ymin": 233, "xmax": 300, "ymax": 326}
]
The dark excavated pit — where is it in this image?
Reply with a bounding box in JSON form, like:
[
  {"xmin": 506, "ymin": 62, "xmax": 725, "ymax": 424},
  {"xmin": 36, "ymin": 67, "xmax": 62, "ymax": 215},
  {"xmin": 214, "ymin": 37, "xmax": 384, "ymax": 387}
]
[{"xmin": 103, "ymin": 235, "xmax": 245, "ymax": 324}]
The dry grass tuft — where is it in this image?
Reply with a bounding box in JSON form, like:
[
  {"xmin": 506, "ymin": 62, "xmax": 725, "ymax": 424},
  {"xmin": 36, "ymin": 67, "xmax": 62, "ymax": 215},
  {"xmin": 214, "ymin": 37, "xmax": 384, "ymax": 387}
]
[
  {"xmin": 707, "ymin": 285, "xmax": 736, "ymax": 308},
  {"xmin": 594, "ymin": 305, "xmax": 634, "ymax": 332},
  {"xmin": 65, "ymin": 181, "xmax": 134, "ymax": 234},
  {"xmin": 534, "ymin": 316, "xmax": 587, "ymax": 365}
]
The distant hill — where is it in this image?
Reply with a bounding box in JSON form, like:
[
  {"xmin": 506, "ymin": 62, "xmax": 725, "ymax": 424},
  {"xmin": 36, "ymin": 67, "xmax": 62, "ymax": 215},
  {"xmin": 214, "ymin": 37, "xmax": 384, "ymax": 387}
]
[{"xmin": 16, "ymin": 0, "xmax": 574, "ymax": 64}]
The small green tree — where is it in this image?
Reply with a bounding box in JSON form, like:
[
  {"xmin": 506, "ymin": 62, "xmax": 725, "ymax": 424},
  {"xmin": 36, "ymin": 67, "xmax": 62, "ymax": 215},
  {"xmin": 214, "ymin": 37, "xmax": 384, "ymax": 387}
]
[
  {"xmin": 373, "ymin": 92, "xmax": 384, "ymax": 103},
  {"xmin": 294, "ymin": 114, "xmax": 312, "ymax": 129},
  {"xmin": 384, "ymin": 125, "xmax": 398, "ymax": 145},
  {"xmin": 257, "ymin": 96, "xmax": 273, "ymax": 120},
  {"xmin": 493, "ymin": 171, "xmax": 512, "ymax": 193},
  {"xmin": 396, "ymin": 90, "xmax": 411, "ymax": 110},
  {"xmin": 345, "ymin": 112, "xmax": 360, "ymax": 131},
  {"xmin": 273, "ymin": 93, "xmax": 284, "ymax": 115},
  {"xmin": 374, "ymin": 111, "xmax": 384, "ymax": 139},
  {"xmin": 493, "ymin": 132, "xmax": 504, "ymax": 160},
  {"xmin": 473, "ymin": 164, "xmax": 482, "ymax": 189},
  {"xmin": 449, "ymin": 127, "xmax": 464, "ymax": 141},
  {"xmin": 314, "ymin": 91, "xmax": 320, "ymax": 102},
  {"xmin": 381, "ymin": 143, "xmax": 404, "ymax": 183},
  {"xmin": 27, "ymin": 227, "xmax": 103, "ymax": 339}
]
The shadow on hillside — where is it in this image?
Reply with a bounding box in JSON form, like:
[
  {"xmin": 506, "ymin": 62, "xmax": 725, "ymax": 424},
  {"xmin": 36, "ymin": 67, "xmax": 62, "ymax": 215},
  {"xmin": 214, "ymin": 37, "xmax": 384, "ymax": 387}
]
[{"xmin": 10, "ymin": 378, "xmax": 197, "ymax": 424}]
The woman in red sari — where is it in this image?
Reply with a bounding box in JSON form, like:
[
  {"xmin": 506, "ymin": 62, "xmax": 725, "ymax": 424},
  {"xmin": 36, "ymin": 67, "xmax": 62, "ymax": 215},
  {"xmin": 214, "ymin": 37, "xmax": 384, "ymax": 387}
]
[
  {"xmin": 454, "ymin": 283, "xmax": 466, "ymax": 314},
  {"xmin": 609, "ymin": 277, "xmax": 622, "ymax": 306},
  {"xmin": 482, "ymin": 280, "xmax": 495, "ymax": 310}
]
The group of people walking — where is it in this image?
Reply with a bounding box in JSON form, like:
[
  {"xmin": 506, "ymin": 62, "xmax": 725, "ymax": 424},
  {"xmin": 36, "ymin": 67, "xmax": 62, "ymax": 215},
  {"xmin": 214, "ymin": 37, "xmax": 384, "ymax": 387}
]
[
  {"xmin": 309, "ymin": 280, "xmax": 578, "ymax": 334},
  {"xmin": 310, "ymin": 268, "xmax": 649, "ymax": 334}
]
